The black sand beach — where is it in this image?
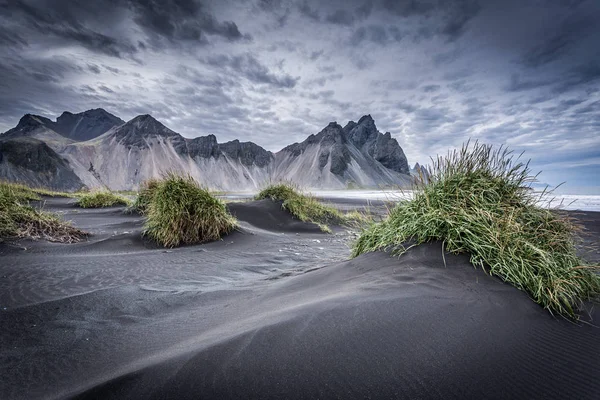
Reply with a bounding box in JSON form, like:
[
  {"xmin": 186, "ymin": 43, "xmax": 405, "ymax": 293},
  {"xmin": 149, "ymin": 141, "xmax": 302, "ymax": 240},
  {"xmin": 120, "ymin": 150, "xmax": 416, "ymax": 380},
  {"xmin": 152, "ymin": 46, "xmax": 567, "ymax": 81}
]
[{"xmin": 1, "ymin": 197, "xmax": 599, "ymax": 400}]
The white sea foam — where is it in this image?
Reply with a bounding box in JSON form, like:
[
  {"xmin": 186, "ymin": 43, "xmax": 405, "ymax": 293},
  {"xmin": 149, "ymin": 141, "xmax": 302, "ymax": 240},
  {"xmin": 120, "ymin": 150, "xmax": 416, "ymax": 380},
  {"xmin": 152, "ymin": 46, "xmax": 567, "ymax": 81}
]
[
  {"xmin": 309, "ymin": 190, "xmax": 600, "ymax": 212},
  {"xmin": 223, "ymin": 190, "xmax": 600, "ymax": 212}
]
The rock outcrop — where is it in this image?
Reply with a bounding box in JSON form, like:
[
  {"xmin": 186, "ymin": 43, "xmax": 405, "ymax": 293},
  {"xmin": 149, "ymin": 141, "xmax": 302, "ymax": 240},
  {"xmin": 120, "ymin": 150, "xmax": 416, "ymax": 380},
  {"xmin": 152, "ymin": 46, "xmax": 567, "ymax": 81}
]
[{"xmin": 0, "ymin": 137, "xmax": 85, "ymax": 191}]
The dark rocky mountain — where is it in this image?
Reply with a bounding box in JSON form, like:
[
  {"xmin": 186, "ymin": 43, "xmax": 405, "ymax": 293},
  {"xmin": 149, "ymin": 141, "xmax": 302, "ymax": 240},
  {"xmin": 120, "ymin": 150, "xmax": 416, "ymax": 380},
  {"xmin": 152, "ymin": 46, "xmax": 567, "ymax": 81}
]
[
  {"xmin": 2, "ymin": 109, "xmax": 123, "ymax": 142},
  {"xmin": 1, "ymin": 110, "xmax": 412, "ymax": 190},
  {"xmin": 53, "ymin": 109, "xmax": 124, "ymax": 141},
  {"xmin": 220, "ymin": 140, "xmax": 274, "ymax": 168},
  {"xmin": 411, "ymin": 162, "xmax": 431, "ymax": 182},
  {"xmin": 343, "ymin": 115, "xmax": 409, "ymax": 174},
  {"xmin": 275, "ymin": 115, "xmax": 411, "ymax": 188},
  {"xmin": 0, "ymin": 137, "xmax": 84, "ymax": 191},
  {"xmin": 2, "ymin": 114, "xmax": 57, "ymax": 139},
  {"xmin": 112, "ymin": 114, "xmax": 184, "ymax": 149}
]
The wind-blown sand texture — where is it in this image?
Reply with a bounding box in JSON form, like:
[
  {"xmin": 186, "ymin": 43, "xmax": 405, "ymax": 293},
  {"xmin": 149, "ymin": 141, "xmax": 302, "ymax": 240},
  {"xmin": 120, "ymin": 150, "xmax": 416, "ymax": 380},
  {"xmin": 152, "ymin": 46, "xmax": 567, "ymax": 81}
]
[{"xmin": 1, "ymin": 197, "xmax": 599, "ymax": 400}]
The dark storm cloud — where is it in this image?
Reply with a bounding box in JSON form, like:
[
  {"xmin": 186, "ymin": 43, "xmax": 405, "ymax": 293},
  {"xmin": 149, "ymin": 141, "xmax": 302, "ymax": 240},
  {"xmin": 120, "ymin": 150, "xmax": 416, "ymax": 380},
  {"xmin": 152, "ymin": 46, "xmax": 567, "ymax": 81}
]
[
  {"xmin": 298, "ymin": 1, "xmax": 320, "ymax": 21},
  {"xmin": 128, "ymin": 0, "xmax": 249, "ymax": 44},
  {"xmin": 422, "ymin": 84, "xmax": 441, "ymax": 93},
  {"xmin": 88, "ymin": 64, "xmax": 101, "ymax": 74},
  {"xmin": 99, "ymin": 85, "xmax": 115, "ymax": 93},
  {"xmin": 1, "ymin": 0, "xmax": 138, "ymax": 58},
  {"xmin": 325, "ymin": 9, "xmax": 355, "ymax": 26},
  {"xmin": 441, "ymin": 0, "xmax": 481, "ymax": 40},
  {"xmin": 350, "ymin": 25, "xmax": 390, "ymax": 46},
  {"xmin": 0, "ymin": 28, "xmax": 28, "ymax": 48},
  {"xmin": 0, "ymin": 0, "xmax": 598, "ymax": 188},
  {"xmin": 309, "ymin": 50, "xmax": 324, "ymax": 61},
  {"xmin": 355, "ymin": 1, "xmax": 374, "ymax": 18},
  {"xmin": 522, "ymin": 11, "xmax": 596, "ymax": 68},
  {"xmin": 104, "ymin": 65, "xmax": 121, "ymax": 74},
  {"xmin": 552, "ymin": 62, "xmax": 600, "ymax": 93},
  {"xmin": 202, "ymin": 54, "xmax": 299, "ymax": 88},
  {"xmin": 383, "ymin": 0, "xmax": 481, "ymax": 40},
  {"xmin": 0, "ymin": 0, "xmax": 249, "ymax": 59},
  {"xmin": 506, "ymin": 74, "xmax": 553, "ymax": 92}
]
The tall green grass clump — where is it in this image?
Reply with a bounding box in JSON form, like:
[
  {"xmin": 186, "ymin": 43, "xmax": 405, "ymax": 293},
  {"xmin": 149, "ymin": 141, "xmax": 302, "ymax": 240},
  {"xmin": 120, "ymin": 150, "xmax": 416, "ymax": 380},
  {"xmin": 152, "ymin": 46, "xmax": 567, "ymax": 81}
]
[
  {"xmin": 353, "ymin": 142, "xmax": 600, "ymax": 319},
  {"xmin": 76, "ymin": 191, "xmax": 131, "ymax": 208},
  {"xmin": 144, "ymin": 173, "xmax": 237, "ymax": 247},
  {"xmin": 132, "ymin": 178, "xmax": 160, "ymax": 214},
  {"xmin": 0, "ymin": 182, "xmax": 87, "ymax": 243},
  {"xmin": 255, "ymin": 183, "xmax": 357, "ymax": 232}
]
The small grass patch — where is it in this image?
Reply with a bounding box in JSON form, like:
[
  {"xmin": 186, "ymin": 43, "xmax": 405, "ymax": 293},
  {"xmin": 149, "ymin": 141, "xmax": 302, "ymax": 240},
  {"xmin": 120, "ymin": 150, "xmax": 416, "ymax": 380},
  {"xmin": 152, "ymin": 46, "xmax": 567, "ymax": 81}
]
[
  {"xmin": 76, "ymin": 191, "xmax": 131, "ymax": 208},
  {"xmin": 144, "ymin": 173, "xmax": 237, "ymax": 247},
  {"xmin": 131, "ymin": 178, "xmax": 160, "ymax": 215},
  {"xmin": 352, "ymin": 141, "xmax": 600, "ymax": 319},
  {"xmin": 0, "ymin": 181, "xmax": 80, "ymax": 199},
  {"xmin": 0, "ymin": 182, "xmax": 87, "ymax": 243},
  {"xmin": 255, "ymin": 183, "xmax": 368, "ymax": 232}
]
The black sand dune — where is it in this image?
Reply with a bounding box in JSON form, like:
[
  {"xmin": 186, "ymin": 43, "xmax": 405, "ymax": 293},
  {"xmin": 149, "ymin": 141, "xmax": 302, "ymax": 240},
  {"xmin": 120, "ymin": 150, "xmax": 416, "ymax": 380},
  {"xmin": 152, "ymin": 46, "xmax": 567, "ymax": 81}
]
[
  {"xmin": 1, "ymin": 198, "xmax": 599, "ymax": 400},
  {"xmin": 227, "ymin": 199, "xmax": 324, "ymax": 233}
]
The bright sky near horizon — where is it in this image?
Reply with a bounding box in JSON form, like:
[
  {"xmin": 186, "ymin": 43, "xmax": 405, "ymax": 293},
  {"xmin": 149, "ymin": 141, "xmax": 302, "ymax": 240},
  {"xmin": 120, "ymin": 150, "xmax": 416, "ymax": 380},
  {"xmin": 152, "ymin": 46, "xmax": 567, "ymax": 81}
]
[{"xmin": 0, "ymin": 0, "xmax": 599, "ymax": 191}]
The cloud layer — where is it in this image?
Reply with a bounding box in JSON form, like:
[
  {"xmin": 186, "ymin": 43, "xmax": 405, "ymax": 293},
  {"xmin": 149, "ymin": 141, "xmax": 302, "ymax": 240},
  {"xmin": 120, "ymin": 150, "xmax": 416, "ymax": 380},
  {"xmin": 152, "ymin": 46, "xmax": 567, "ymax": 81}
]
[{"xmin": 0, "ymin": 0, "xmax": 599, "ymax": 190}]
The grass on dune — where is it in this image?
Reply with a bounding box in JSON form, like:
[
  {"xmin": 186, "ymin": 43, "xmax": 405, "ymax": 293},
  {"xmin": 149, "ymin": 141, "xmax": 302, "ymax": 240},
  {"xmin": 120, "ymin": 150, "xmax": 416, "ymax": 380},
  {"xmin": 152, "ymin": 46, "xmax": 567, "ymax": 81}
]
[
  {"xmin": 255, "ymin": 183, "xmax": 368, "ymax": 233},
  {"xmin": 76, "ymin": 191, "xmax": 131, "ymax": 208},
  {"xmin": 0, "ymin": 182, "xmax": 87, "ymax": 243},
  {"xmin": 144, "ymin": 173, "xmax": 237, "ymax": 248},
  {"xmin": 0, "ymin": 181, "xmax": 78, "ymax": 200},
  {"xmin": 131, "ymin": 178, "xmax": 160, "ymax": 215},
  {"xmin": 352, "ymin": 141, "xmax": 600, "ymax": 319}
]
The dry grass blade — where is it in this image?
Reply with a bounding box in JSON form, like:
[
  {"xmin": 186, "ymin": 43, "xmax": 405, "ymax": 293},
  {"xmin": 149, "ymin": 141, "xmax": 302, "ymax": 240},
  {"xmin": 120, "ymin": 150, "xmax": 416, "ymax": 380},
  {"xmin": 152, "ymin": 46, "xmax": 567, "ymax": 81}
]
[{"xmin": 0, "ymin": 182, "xmax": 87, "ymax": 243}]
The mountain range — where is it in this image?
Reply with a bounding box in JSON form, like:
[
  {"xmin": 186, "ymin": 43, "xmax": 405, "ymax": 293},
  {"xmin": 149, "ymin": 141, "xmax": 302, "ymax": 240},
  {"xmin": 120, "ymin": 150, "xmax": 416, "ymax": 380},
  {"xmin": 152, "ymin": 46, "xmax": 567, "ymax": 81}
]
[{"xmin": 0, "ymin": 109, "xmax": 417, "ymax": 191}]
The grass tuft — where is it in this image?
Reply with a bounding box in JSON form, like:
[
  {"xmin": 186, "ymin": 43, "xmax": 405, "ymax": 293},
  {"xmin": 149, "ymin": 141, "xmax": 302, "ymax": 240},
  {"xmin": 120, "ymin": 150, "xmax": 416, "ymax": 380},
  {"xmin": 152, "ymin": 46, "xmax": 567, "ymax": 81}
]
[
  {"xmin": 76, "ymin": 191, "xmax": 131, "ymax": 208},
  {"xmin": 352, "ymin": 141, "xmax": 600, "ymax": 319},
  {"xmin": 132, "ymin": 178, "xmax": 160, "ymax": 215},
  {"xmin": 0, "ymin": 182, "xmax": 87, "ymax": 243},
  {"xmin": 255, "ymin": 183, "xmax": 368, "ymax": 232},
  {"xmin": 144, "ymin": 173, "xmax": 237, "ymax": 247}
]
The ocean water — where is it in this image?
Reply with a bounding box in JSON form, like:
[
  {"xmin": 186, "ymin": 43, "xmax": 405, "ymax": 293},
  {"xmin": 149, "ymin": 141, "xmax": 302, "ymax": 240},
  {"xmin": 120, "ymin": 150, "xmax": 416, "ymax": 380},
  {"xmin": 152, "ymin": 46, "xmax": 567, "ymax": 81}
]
[
  {"xmin": 222, "ymin": 190, "xmax": 600, "ymax": 212},
  {"xmin": 311, "ymin": 190, "xmax": 600, "ymax": 212}
]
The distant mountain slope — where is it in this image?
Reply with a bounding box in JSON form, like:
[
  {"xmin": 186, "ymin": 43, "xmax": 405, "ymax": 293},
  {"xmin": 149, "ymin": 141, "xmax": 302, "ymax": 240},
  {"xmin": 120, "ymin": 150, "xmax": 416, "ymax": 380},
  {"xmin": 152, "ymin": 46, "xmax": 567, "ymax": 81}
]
[
  {"xmin": 58, "ymin": 115, "xmax": 274, "ymax": 190},
  {"xmin": 0, "ymin": 137, "xmax": 84, "ymax": 191},
  {"xmin": 2, "ymin": 109, "xmax": 123, "ymax": 142},
  {"xmin": 53, "ymin": 109, "xmax": 124, "ymax": 141},
  {"xmin": 273, "ymin": 115, "xmax": 411, "ymax": 188},
  {"xmin": 1, "ymin": 111, "xmax": 412, "ymax": 191}
]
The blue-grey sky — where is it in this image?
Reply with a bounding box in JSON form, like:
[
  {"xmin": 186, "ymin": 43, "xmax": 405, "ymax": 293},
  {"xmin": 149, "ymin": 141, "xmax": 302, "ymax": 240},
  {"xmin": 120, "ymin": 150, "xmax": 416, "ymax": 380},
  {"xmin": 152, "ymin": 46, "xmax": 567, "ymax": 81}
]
[{"xmin": 0, "ymin": 0, "xmax": 599, "ymax": 192}]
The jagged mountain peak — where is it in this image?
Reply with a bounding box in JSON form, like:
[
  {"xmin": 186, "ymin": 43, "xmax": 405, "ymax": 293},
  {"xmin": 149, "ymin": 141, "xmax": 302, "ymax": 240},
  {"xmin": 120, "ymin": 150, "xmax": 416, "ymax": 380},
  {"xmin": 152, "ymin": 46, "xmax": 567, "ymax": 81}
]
[
  {"xmin": 357, "ymin": 114, "xmax": 375, "ymax": 125},
  {"xmin": 345, "ymin": 115, "xmax": 379, "ymax": 148},
  {"xmin": 57, "ymin": 108, "xmax": 120, "ymax": 121},
  {"xmin": 3, "ymin": 109, "xmax": 124, "ymax": 141},
  {"xmin": 123, "ymin": 114, "xmax": 177, "ymax": 135},
  {"xmin": 1, "ymin": 114, "xmax": 55, "ymax": 138},
  {"xmin": 16, "ymin": 113, "xmax": 53, "ymax": 128},
  {"xmin": 54, "ymin": 108, "xmax": 124, "ymax": 141},
  {"xmin": 220, "ymin": 139, "xmax": 274, "ymax": 167},
  {"xmin": 1, "ymin": 110, "xmax": 413, "ymax": 191},
  {"xmin": 111, "ymin": 114, "xmax": 183, "ymax": 148}
]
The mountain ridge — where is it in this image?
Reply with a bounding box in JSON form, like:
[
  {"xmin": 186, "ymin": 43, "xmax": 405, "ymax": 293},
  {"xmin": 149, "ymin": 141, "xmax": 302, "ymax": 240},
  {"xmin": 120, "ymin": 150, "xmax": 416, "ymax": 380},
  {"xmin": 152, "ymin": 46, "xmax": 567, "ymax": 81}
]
[{"xmin": 1, "ymin": 110, "xmax": 413, "ymax": 191}]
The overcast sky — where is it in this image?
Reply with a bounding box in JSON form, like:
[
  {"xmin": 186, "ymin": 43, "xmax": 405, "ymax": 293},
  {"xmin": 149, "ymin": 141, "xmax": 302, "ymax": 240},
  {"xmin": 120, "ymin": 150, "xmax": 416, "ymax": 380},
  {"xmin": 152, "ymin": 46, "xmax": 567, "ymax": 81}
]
[{"xmin": 0, "ymin": 0, "xmax": 599, "ymax": 192}]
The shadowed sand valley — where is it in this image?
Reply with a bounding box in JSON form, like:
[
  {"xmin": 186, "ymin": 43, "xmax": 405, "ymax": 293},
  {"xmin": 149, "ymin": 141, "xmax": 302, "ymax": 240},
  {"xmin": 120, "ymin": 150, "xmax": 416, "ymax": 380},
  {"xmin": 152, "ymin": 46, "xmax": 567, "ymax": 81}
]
[{"xmin": 1, "ymin": 196, "xmax": 599, "ymax": 400}]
